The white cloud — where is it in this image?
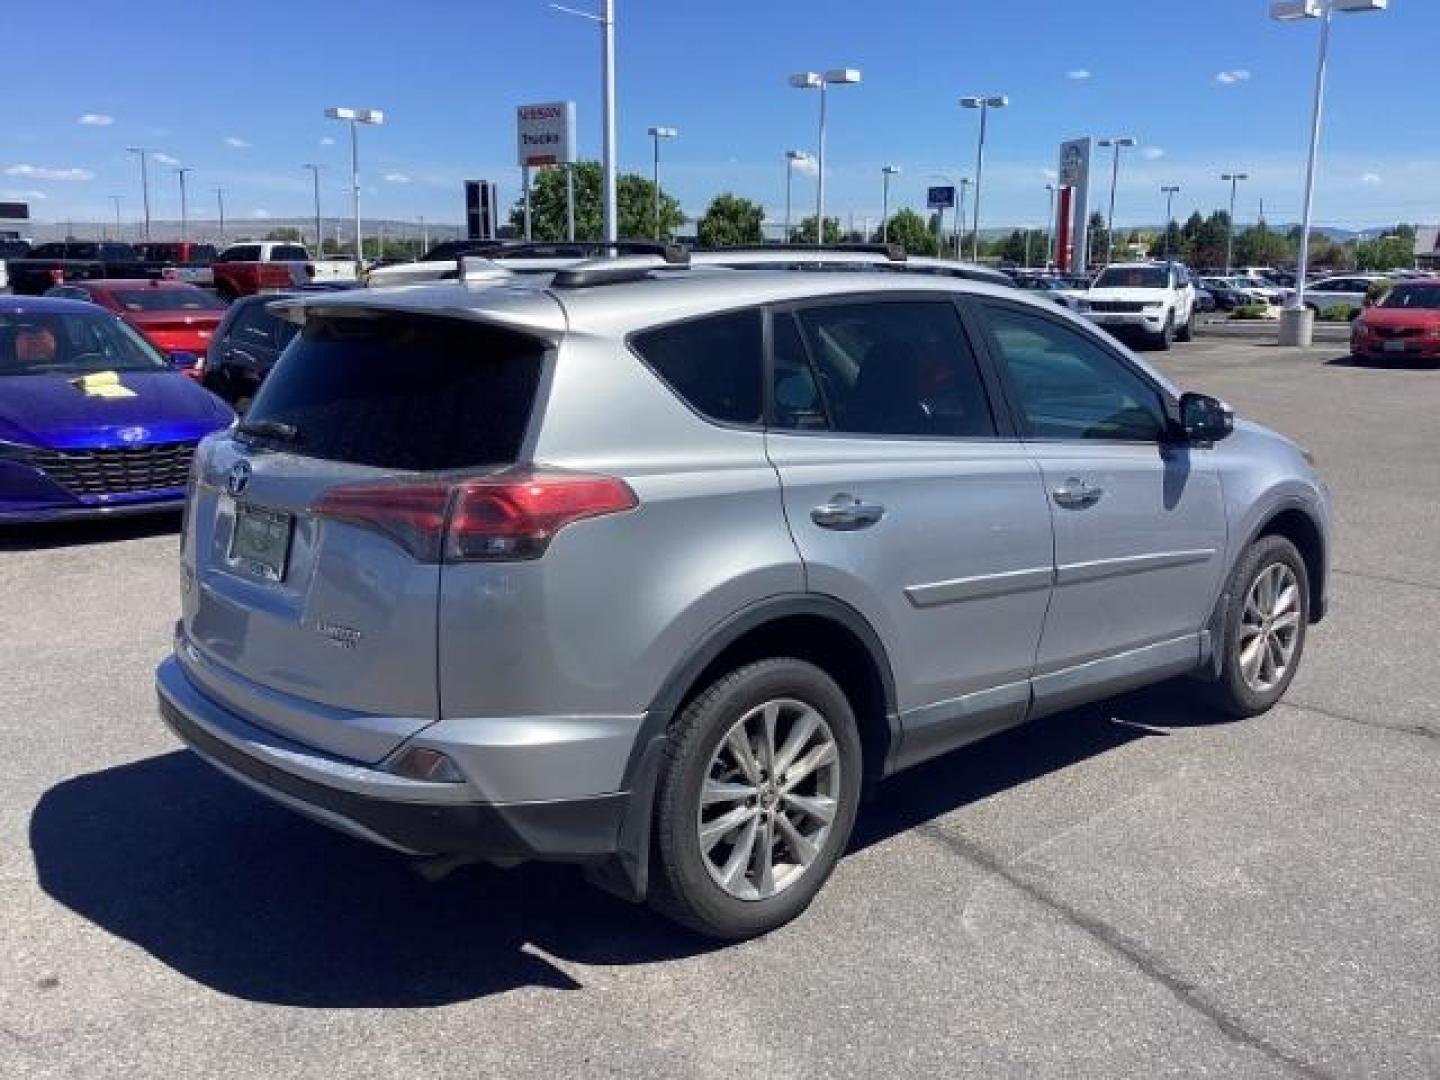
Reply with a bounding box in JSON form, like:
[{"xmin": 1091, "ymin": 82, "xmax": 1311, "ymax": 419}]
[
  {"xmin": 251, "ymin": 209, "xmax": 271, "ymax": 219},
  {"xmin": 1065, "ymin": 69, "xmax": 1091, "ymax": 81},
  {"xmin": 319, "ymin": 136, "xmax": 335, "ymax": 146},
  {"xmin": 4, "ymin": 164, "xmax": 95, "ymax": 181},
  {"xmin": 1, "ymin": 189, "xmax": 48, "ymax": 201},
  {"xmin": 1215, "ymin": 69, "xmax": 1252, "ymax": 85},
  {"xmin": 223, "ymin": 136, "xmax": 252, "ymax": 149},
  {"xmin": 152, "ymin": 152, "xmax": 180, "ymax": 166},
  {"xmin": 1141, "ymin": 147, "xmax": 1166, "ymax": 161},
  {"xmin": 383, "ymin": 172, "xmax": 412, "ymax": 184},
  {"xmin": 1361, "ymin": 172, "xmax": 1383, "ymax": 185},
  {"xmin": 1042, "ymin": 167, "xmax": 1059, "ymax": 181},
  {"xmin": 77, "ymin": 113, "xmax": 114, "ymax": 127},
  {"xmin": 791, "ymin": 156, "xmax": 818, "ymax": 177}
]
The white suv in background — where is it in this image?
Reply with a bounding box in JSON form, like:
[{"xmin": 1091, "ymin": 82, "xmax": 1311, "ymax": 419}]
[{"xmin": 1084, "ymin": 262, "xmax": 1198, "ymax": 350}]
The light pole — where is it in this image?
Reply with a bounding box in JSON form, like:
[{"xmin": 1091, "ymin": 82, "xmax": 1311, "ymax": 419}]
[
  {"xmin": 880, "ymin": 165, "xmax": 900, "ymax": 242},
  {"xmin": 1045, "ymin": 183, "xmax": 1057, "ymax": 267},
  {"xmin": 324, "ymin": 106, "xmax": 384, "ymax": 264},
  {"xmin": 126, "ymin": 147, "xmax": 155, "ymax": 240},
  {"xmin": 953, "ymin": 177, "xmax": 972, "ymax": 259},
  {"xmin": 303, "ymin": 164, "xmax": 323, "ymax": 253},
  {"xmin": 1221, "ymin": 172, "xmax": 1248, "ymax": 274},
  {"xmin": 550, "ymin": 1, "xmax": 617, "ymax": 243},
  {"xmin": 1161, "ymin": 184, "xmax": 1182, "ymax": 261},
  {"xmin": 960, "ymin": 95, "xmax": 1008, "ymax": 261},
  {"xmin": 109, "ymin": 196, "xmax": 122, "ymax": 242},
  {"xmin": 647, "ymin": 126, "xmax": 677, "ymax": 239},
  {"xmin": 789, "ymin": 68, "xmax": 863, "ymax": 247},
  {"xmin": 214, "ymin": 188, "xmax": 225, "ymax": 245},
  {"xmin": 784, "ymin": 150, "xmax": 811, "ymax": 241},
  {"xmin": 175, "ymin": 167, "xmax": 192, "ymax": 243},
  {"xmin": 1097, "ymin": 137, "xmax": 1137, "ymax": 265},
  {"xmin": 1272, "ymin": 0, "xmax": 1389, "ymax": 344}
]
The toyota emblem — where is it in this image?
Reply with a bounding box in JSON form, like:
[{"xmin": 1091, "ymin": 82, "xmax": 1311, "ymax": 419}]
[{"xmin": 226, "ymin": 460, "xmax": 252, "ymax": 497}]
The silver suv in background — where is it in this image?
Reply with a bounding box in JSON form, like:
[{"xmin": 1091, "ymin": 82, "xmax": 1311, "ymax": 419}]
[{"xmin": 156, "ymin": 254, "xmax": 1331, "ymax": 939}]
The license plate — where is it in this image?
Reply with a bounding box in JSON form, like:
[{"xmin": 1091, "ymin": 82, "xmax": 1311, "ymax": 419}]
[
  {"xmin": 228, "ymin": 504, "xmax": 293, "ymax": 582},
  {"xmin": 1383, "ymin": 340, "xmax": 1408, "ymax": 353}
]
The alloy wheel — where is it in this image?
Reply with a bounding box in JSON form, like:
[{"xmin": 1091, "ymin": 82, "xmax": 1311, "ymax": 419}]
[{"xmin": 1238, "ymin": 562, "xmax": 1302, "ymax": 693}]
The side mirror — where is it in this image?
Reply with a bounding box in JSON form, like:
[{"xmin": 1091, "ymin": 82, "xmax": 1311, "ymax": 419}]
[
  {"xmin": 1178, "ymin": 391, "xmax": 1233, "ymax": 444},
  {"xmin": 169, "ymin": 350, "xmax": 200, "ymax": 371}
]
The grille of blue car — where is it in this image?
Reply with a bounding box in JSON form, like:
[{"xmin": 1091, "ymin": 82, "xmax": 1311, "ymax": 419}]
[{"xmin": 30, "ymin": 441, "xmax": 197, "ymax": 496}]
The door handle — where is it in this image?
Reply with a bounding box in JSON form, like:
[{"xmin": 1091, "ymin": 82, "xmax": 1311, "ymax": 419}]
[
  {"xmin": 811, "ymin": 493, "xmax": 886, "ymax": 530},
  {"xmin": 1052, "ymin": 477, "xmax": 1104, "ymax": 509}
]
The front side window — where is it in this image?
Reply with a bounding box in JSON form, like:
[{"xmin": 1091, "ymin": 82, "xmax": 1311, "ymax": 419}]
[
  {"xmin": 631, "ymin": 309, "xmax": 763, "ymax": 425},
  {"xmin": 789, "ymin": 300, "xmax": 996, "ymax": 438},
  {"xmin": 272, "ymin": 245, "xmax": 309, "ymax": 262},
  {"xmin": 980, "ymin": 304, "xmax": 1167, "ymax": 442}
]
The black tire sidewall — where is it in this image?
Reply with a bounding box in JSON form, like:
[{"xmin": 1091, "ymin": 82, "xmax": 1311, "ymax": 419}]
[
  {"xmin": 652, "ymin": 659, "xmax": 862, "ymax": 940},
  {"xmin": 1213, "ymin": 535, "xmax": 1310, "ymax": 716}
]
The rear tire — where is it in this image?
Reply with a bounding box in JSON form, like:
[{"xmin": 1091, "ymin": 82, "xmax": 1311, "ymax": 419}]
[
  {"xmin": 1204, "ymin": 535, "xmax": 1309, "ymax": 718},
  {"xmin": 650, "ymin": 658, "xmax": 862, "ymax": 940}
]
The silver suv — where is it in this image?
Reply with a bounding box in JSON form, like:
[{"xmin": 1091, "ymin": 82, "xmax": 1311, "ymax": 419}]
[{"xmin": 156, "ymin": 254, "xmax": 1331, "ymax": 939}]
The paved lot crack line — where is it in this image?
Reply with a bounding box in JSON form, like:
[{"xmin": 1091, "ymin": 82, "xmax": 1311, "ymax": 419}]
[
  {"xmin": 914, "ymin": 824, "xmax": 1336, "ymax": 1080},
  {"xmin": 1283, "ymin": 699, "xmax": 1439, "ymax": 743},
  {"xmin": 1332, "ymin": 567, "xmax": 1440, "ymax": 594}
]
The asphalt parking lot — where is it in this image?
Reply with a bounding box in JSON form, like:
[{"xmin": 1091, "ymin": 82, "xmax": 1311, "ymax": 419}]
[{"xmin": 2, "ymin": 338, "xmax": 1437, "ymax": 1079}]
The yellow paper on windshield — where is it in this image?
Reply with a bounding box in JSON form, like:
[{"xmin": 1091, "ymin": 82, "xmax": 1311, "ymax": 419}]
[{"xmin": 70, "ymin": 371, "xmax": 136, "ymax": 399}]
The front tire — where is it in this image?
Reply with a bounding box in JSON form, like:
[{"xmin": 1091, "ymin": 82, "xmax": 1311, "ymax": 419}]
[
  {"xmin": 1176, "ymin": 307, "xmax": 1195, "ymax": 342},
  {"xmin": 1151, "ymin": 313, "xmax": 1174, "ymax": 351},
  {"xmin": 650, "ymin": 659, "xmax": 862, "ymax": 939},
  {"xmin": 1205, "ymin": 535, "xmax": 1309, "ymax": 717}
]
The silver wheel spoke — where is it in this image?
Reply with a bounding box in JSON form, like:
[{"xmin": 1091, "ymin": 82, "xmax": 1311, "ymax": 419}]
[
  {"xmin": 772, "ymin": 706, "xmax": 821, "ymax": 778},
  {"xmin": 702, "ymin": 778, "xmax": 757, "ymax": 806},
  {"xmin": 1239, "ymin": 635, "xmax": 1266, "ymax": 682},
  {"xmin": 1273, "ymin": 583, "xmax": 1299, "ymax": 617},
  {"xmin": 774, "ymin": 811, "xmax": 819, "ymax": 867},
  {"xmin": 782, "ymin": 791, "xmax": 836, "ymax": 825},
  {"xmin": 1271, "ymin": 611, "xmax": 1300, "ymax": 634},
  {"xmin": 754, "ymin": 819, "xmax": 776, "ymax": 896},
  {"xmin": 700, "ymin": 804, "xmax": 757, "ymax": 853},
  {"xmin": 726, "ymin": 728, "xmax": 763, "ymax": 785},
  {"xmin": 781, "ymin": 741, "xmax": 837, "ymax": 791},
  {"xmin": 719, "ymin": 816, "xmax": 761, "ymax": 891},
  {"xmin": 759, "ymin": 702, "xmax": 780, "ymax": 776}
]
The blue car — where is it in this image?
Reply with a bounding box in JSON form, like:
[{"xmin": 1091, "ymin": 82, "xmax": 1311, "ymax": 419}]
[{"xmin": 0, "ymin": 296, "xmax": 234, "ymax": 522}]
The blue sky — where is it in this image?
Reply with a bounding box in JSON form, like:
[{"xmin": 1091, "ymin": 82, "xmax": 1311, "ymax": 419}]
[{"xmin": 2, "ymin": 0, "xmax": 1434, "ymax": 233}]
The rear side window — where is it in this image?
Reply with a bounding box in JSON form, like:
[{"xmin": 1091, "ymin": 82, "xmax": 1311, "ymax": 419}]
[
  {"xmin": 272, "ymin": 245, "xmax": 309, "ymax": 261},
  {"xmin": 631, "ymin": 309, "xmax": 763, "ymax": 425},
  {"xmin": 790, "ymin": 300, "xmax": 996, "ymax": 438},
  {"xmin": 243, "ymin": 314, "xmax": 543, "ymax": 471}
]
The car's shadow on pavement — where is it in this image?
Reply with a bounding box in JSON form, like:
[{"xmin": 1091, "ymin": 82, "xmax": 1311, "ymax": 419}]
[
  {"xmin": 0, "ymin": 512, "xmax": 181, "ymax": 552},
  {"xmin": 1324, "ymin": 353, "xmax": 1440, "ymax": 370},
  {"xmin": 29, "ymin": 683, "xmax": 1232, "ymax": 1007}
]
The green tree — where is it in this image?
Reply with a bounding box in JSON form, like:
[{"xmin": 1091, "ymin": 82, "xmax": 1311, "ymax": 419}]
[
  {"xmin": 697, "ymin": 193, "xmax": 765, "ymax": 247},
  {"xmin": 1087, "ymin": 211, "xmax": 1110, "ymax": 268},
  {"xmin": 874, "ymin": 208, "xmax": 938, "ymax": 255},
  {"xmin": 1234, "ymin": 222, "xmax": 1294, "ymax": 269},
  {"xmin": 1155, "ymin": 220, "xmax": 1184, "ymax": 262},
  {"xmin": 509, "ymin": 161, "xmax": 683, "ymax": 241},
  {"xmin": 791, "ymin": 215, "xmax": 843, "ymax": 244},
  {"xmin": 264, "ymin": 226, "xmax": 302, "ymax": 242},
  {"xmin": 1355, "ymin": 233, "xmax": 1415, "ymax": 272}
]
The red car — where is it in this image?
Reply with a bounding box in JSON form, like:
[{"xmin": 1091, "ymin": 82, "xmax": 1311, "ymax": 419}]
[
  {"xmin": 1351, "ymin": 279, "xmax": 1440, "ymax": 365},
  {"xmin": 43, "ymin": 278, "xmax": 226, "ymax": 377}
]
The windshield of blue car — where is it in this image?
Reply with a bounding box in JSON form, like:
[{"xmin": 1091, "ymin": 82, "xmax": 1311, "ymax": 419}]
[
  {"xmin": 0, "ymin": 310, "xmax": 169, "ymax": 376},
  {"xmin": 1093, "ymin": 266, "xmax": 1169, "ymax": 289},
  {"xmin": 1377, "ymin": 285, "xmax": 1440, "ymax": 310}
]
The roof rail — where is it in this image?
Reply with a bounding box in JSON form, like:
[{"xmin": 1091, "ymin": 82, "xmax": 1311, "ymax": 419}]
[
  {"xmin": 458, "ymin": 256, "xmax": 516, "ymax": 283},
  {"xmin": 699, "ymin": 242, "xmax": 907, "ymax": 262},
  {"xmin": 550, "ymin": 246, "xmax": 691, "ymax": 288}
]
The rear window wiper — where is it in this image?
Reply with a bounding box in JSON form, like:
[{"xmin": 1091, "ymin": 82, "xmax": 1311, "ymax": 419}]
[{"xmin": 236, "ymin": 418, "xmax": 300, "ymax": 443}]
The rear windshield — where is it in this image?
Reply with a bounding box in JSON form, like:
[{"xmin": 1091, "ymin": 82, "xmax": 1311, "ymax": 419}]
[
  {"xmin": 112, "ymin": 287, "xmax": 226, "ymax": 312},
  {"xmin": 241, "ymin": 314, "xmax": 543, "ymax": 471}
]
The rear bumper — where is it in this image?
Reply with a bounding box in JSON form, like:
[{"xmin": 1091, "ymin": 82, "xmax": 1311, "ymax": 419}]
[{"xmin": 155, "ymin": 655, "xmax": 630, "ymax": 861}]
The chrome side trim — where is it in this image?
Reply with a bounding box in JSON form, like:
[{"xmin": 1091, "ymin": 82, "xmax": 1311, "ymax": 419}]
[
  {"xmin": 1030, "ymin": 633, "xmax": 1201, "ymax": 720},
  {"xmin": 1055, "ymin": 548, "xmax": 1215, "ymax": 587},
  {"xmin": 905, "ymin": 566, "xmax": 1054, "ymax": 608}
]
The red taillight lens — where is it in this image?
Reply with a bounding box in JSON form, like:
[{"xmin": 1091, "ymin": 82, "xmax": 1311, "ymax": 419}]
[{"xmin": 309, "ymin": 469, "xmax": 637, "ymax": 563}]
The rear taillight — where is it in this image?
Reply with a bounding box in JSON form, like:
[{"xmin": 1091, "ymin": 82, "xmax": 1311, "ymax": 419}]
[{"xmin": 309, "ymin": 469, "xmax": 638, "ymax": 563}]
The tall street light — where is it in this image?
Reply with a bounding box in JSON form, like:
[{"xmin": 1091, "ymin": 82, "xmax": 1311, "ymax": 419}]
[
  {"xmin": 960, "ymin": 95, "xmax": 1008, "ymax": 261},
  {"xmin": 784, "ymin": 149, "xmax": 811, "ymax": 240},
  {"xmin": 1272, "ymin": 0, "xmax": 1389, "ymax": 345},
  {"xmin": 1221, "ymin": 172, "xmax": 1248, "ymax": 274},
  {"xmin": 109, "ymin": 195, "xmax": 122, "ymax": 242},
  {"xmin": 954, "ymin": 177, "xmax": 972, "ymax": 259},
  {"xmin": 1097, "ymin": 136, "xmax": 1137, "ymax": 265},
  {"xmin": 550, "ymin": 1, "xmax": 617, "ymax": 243},
  {"xmin": 789, "ymin": 68, "xmax": 863, "ymax": 247},
  {"xmin": 1161, "ymin": 184, "xmax": 1182, "ymax": 261},
  {"xmin": 880, "ymin": 165, "xmax": 900, "ymax": 242},
  {"xmin": 324, "ymin": 106, "xmax": 384, "ymax": 264},
  {"xmin": 174, "ymin": 167, "xmax": 192, "ymax": 243},
  {"xmin": 213, "ymin": 188, "xmax": 225, "ymax": 245},
  {"xmin": 303, "ymin": 164, "xmax": 324, "ymax": 253},
  {"xmin": 126, "ymin": 147, "xmax": 155, "ymax": 240},
  {"xmin": 1045, "ymin": 183, "xmax": 1057, "ymax": 266},
  {"xmin": 647, "ymin": 126, "xmax": 677, "ymax": 239}
]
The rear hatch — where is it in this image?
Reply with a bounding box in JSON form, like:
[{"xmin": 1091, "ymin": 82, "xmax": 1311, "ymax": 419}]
[{"xmin": 181, "ymin": 307, "xmax": 550, "ymax": 762}]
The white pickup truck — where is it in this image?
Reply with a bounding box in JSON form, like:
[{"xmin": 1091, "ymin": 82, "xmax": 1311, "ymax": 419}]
[{"xmin": 1084, "ymin": 262, "xmax": 1198, "ymax": 350}]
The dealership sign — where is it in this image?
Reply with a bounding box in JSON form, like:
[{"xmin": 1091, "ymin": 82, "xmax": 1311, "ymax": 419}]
[
  {"xmin": 516, "ymin": 102, "xmax": 576, "ymax": 168},
  {"xmin": 926, "ymin": 186, "xmax": 956, "ymax": 210}
]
